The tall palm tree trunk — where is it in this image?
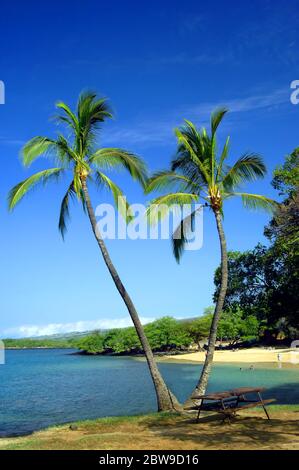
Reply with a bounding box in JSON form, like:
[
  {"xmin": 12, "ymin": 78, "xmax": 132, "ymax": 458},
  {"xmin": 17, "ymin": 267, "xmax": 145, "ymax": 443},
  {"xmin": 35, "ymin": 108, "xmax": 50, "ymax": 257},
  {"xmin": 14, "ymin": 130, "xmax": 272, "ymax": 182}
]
[
  {"xmin": 185, "ymin": 210, "xmax": 228, "ymax": 406},
  {"xmin": 81, "ymin": 178, "xmax": 180, "ymax": 411}
]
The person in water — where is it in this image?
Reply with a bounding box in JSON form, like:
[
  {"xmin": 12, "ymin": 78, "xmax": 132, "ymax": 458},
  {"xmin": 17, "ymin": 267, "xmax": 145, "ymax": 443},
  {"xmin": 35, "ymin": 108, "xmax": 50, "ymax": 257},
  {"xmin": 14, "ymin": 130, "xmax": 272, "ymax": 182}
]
[{"xmin": 239, "ymin": 365, "xmax": 254, "ymax": 371}]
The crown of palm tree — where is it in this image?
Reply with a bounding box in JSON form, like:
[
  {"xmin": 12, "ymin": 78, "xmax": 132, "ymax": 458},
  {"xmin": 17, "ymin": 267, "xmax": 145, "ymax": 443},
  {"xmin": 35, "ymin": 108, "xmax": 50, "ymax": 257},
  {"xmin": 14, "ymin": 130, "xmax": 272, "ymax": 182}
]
[
  {"xmin": 8, "ymin": 91, "xmax": 147, "ymax": 237},
  {"xmin": 146, "ymin": 108, "xmax": 276, "ymax": 261}
]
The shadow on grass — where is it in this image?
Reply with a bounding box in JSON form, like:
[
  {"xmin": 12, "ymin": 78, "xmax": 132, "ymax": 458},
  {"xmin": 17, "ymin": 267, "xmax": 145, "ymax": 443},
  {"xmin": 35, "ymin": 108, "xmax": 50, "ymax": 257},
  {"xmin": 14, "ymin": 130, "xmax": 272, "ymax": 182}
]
[{"xmin": 143, "ymin": 408, "xmax": 299, "ymax": 449}]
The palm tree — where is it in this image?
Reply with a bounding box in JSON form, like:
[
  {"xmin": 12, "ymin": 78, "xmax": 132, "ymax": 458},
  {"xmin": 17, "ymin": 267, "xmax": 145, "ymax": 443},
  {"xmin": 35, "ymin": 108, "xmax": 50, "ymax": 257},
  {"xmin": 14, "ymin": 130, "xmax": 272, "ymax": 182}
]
[
  {"xmin": 8, "ymin": 91, "xmax": 180, "ymax": 412},
  {"xmin": 146, "ymin": 108, "xmax": 276, "ymax": 402}
]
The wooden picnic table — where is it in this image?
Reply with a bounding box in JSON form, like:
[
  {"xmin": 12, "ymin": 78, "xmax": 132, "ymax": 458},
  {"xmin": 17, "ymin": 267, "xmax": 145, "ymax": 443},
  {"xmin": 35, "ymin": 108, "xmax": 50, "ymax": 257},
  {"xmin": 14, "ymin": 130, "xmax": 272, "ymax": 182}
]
[{"xmin": 193, "ymin": 386, "xmax": 276, "ymax": 423}]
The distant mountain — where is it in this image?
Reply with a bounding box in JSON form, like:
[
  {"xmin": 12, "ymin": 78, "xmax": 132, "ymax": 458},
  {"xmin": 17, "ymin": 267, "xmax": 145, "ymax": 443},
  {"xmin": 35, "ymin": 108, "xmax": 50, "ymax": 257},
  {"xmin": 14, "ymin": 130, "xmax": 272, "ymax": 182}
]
[
  {"xmin": 29, "ymin": 331, "xmax": 97, "ymax": 341},
  {"xmin": 4, "ymin": 317, "xmax": 198, "ymax": 342}
]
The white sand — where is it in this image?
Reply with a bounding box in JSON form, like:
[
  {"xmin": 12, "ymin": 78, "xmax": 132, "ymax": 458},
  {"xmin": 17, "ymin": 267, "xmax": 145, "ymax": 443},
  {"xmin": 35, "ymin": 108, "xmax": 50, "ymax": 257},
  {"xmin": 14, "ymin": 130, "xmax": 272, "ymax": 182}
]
[{"xmin": 164, "ymin": 347, "xmax": 299, "ymax": 364}]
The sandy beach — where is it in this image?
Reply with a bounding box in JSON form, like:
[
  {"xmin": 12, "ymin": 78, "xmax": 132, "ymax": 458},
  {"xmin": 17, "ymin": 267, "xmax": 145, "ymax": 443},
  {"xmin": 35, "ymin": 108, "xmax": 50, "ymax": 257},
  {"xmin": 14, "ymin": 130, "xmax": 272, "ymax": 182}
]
[{"xmin": 164, "ymin": 348, "xmax": 299, "ymax": 364}]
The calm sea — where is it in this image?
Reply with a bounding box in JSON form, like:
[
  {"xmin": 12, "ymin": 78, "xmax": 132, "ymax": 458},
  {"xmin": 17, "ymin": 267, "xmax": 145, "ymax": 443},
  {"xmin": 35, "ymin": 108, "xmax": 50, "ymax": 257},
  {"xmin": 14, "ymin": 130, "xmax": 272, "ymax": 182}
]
[{"xmin": 0, "ymin": 349, "xmax": 298, "ymax": 436}]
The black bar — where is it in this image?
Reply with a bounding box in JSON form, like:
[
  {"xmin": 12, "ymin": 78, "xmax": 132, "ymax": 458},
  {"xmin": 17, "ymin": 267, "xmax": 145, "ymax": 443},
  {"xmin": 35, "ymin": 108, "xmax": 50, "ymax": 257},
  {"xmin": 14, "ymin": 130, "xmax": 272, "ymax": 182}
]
[{"xmin": 0, "ymin": 450, "xmax": 297, "ymax": 467}]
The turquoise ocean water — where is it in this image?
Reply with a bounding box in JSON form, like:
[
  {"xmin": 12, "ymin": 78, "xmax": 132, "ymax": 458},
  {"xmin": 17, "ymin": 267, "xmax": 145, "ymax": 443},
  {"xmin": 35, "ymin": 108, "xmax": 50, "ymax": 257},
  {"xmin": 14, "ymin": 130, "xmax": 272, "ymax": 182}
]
[{"xmin": 1, "ymin": 349, "xmax": 298, "ymax": 436}]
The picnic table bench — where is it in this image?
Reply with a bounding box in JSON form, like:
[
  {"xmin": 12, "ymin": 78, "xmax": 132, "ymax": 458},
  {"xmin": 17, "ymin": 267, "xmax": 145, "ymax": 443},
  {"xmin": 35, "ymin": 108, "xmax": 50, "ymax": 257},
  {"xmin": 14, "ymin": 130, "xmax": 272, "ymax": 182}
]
[{"xmin": 192, "ymin": 387, "xmax": 276, "ymax": 423}]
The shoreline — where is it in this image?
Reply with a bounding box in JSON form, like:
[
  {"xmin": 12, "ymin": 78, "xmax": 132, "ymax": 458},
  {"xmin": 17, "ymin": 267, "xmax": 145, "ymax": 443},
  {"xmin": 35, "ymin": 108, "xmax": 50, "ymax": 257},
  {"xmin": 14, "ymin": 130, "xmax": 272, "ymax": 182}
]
[
  {"xmin": 161, "ymin": 347, "xmax": 299, "ymax": 364},
  {"xmin": 5, "ymin": 346, "xmax": 299, "ymax": 366}
]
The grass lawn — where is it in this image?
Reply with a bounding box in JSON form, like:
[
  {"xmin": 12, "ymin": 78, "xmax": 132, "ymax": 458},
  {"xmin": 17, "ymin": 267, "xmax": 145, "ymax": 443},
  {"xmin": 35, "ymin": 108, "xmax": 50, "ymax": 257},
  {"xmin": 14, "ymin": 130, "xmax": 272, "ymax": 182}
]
[{"xmin": 0, "ymin": 406, "xmax": 298, "ymax": 450}]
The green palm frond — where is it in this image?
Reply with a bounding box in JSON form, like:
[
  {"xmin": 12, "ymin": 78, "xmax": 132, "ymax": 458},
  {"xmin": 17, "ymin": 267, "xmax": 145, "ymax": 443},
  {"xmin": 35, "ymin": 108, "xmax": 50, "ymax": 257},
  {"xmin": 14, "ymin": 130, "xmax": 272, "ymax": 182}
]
[
  {"xmin": 95, "ymin": 171, "xmax": 133, "ymax": 222},
  {"xmin": 89, "ymin": 97, "xmax": 113, "ymax": 124},
  {"xmin": 77, "ymin": 91, "xmax": 112, "ymax": 129},
  {"xmin": 172, "ymin": 208, "xmax": 198, "ymax": 263},
  {"xmin": 225, "ymin": 192, "xmax": 277, "ymax": 212},
  {"xmin": 21, "ymin": 134, "xmax": 77, "ymax": 168},
  {"xmin": 145, "ymin": 108, "xmax": 272, "ymax": 260},
  {"xmin": 58, "ymin": 181, "xmax": 76, "ymax": 239},
  {"xmin": 171, "ymin": 154, "xmax": 206, "ymax": 188},
  {"xmin": 174, "ymin": 125, "xmax": 211, "ymax": 185},
  {"xmin": 55, "ymin": 134, "xmax": 78, "ymax": 164},
  {"xmin": 90, "ymin": 148, "xmax": 147, "ymax": 187},
  {"xmin": 55, "ymin": 101, "xmax": 79, "ymax": 132},
  {"xmin": 211, "ymin": 107, "xmax": 228, "ymax": 136},
  {"xmin": 10, "ymin": 91, "xmax": 147, "ymax": 237},
  {"xmin": 175, "ymin": 127, "xmax": 201, "ymax": 163},
  {"xmin": 8, "ymin": 168, "xmax": 63, "ymax": 210},
  {"xmin": 75, "ymin": 92, "xmax": 113, "ymax": 155},
  {"xmin": 145, "ymin": 171, "xmax": 197, "ymax": 194},
  {"xmin": 146, "ymin": 192, "xmax": 199, "ymax": 225},
  {"xmin": 215, "ymin": 136, "xmax": 230, "ymax": 182},
  {"xmin": 179, "ymin": 120, "xmax": 210, "ymax": 162},
  {"xmin": 22, "ymin": 137, "xmax": 56, "ymax": 167},
  {"xmin": 221, "ymin": 153, "xmax": 266, "ymax": 190}
]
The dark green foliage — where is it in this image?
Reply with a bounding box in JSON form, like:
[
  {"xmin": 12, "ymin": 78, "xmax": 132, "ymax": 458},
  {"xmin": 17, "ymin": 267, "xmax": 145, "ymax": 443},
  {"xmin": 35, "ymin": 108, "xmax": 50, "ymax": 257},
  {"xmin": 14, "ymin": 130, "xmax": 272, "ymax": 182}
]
[
  {"xmin": 217, "ymin": 308, "xmax": 259, "ymax": 343},
  {"xmin": 74, "ymin": 312, "xmax": 261, "ymax": 355},
  {"xmin": 186, "ymin": 312, "xmax": 212, "ymax": 347},
  {"xmin": 240, "ymin": 315, "xmax": 260, "ymax": 339},
  {"xmin": 103, "ymin": 328, "xmax": 141, "ymax": 354},
  {"xmin": 75, "ymin": 317, "xmax": 191, "ymax": 354},
  {"xmin": 214, "ymin": 243, "xmax": 299, "ymax": 335},
  {"xmin": 144, "ymin": 317, "xmax": 191, "ymax": 351},
  {"xmin": 213, "ymin": 245, "xmax": 274, "ymax": 320},
  {"xmin": 214, "ymin": 149, "xmax": 299, "ymax": 338},
  {"xmin": 272, "ymin": 148, "xmax": 299, "ymax": 197},
  {"xmin": 4, "ymin": 310, "xmax": 262, "ymax": 354},
  {"xmin": 74, "ymin": 331, "xmax": 105, "ymax": 354}
]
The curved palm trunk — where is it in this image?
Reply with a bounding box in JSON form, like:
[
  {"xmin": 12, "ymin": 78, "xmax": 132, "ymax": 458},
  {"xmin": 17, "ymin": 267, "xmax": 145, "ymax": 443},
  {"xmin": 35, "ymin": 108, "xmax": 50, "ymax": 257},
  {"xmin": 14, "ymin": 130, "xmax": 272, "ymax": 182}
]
[
  {"xmin": 185, "ymin": 210, "xmax": 228, "ymax": 406},
  {"xmin": 81, "ymin": 178, "xmax": 180, "ymax": 412}
]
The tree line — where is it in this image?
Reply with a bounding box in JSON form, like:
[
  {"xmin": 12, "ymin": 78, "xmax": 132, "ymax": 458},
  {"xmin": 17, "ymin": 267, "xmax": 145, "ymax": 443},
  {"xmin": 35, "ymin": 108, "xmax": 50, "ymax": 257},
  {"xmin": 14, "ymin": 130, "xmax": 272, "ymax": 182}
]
[
  {"xmin": 75, "ymin": 312, "xmax": 260, "ymax": 355},
  {"xmin": 214, "ymin": 149, "xmax": 299, "ymax": 341},
  {"xmin": 3, "ymin": 312, "xmax": 260, "ymax": 352}
]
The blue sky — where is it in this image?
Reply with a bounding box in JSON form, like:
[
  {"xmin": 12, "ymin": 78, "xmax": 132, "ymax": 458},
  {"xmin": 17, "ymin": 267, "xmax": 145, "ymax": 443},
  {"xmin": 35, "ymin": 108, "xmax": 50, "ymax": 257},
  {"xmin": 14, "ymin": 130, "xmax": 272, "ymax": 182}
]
[{"xmin": 0, "ymin": 0, "xmax": 299, "ymax": 337}]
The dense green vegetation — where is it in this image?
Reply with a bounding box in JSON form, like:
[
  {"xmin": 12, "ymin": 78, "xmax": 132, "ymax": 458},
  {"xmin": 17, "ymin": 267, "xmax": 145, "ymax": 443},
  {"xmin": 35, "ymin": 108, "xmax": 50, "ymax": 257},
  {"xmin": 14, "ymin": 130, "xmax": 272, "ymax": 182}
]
[
  {"xmin": 73, "ymin": 312, "xmax": 263, "ymax": 354},
  {"xmin": 3, "ymin": 312, "xmax": 258, "ymax": 353},
  {"xmin": 75, "ymin": 317, "xmax": 189, "ymax": 354},
  {"xmin": 214, "ymin": 148, "xmax": 299, "ymax": 341}
]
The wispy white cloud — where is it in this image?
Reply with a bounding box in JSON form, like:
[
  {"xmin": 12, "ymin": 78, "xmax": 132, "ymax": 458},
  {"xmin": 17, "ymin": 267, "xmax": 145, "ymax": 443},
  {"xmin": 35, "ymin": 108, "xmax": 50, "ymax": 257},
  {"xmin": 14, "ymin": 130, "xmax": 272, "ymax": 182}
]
[
  {"xmin": 103, "ymin": 87, "xmax": 289, "ymax": 147},
  {"xmin": 1, "ymin": 316, "xmax": 155, "ymax": 338},
  {"xmin": 0, "ymin": 138, "xmax": 25, "ymax": 146},
  {"xmin": 1, "ymin": 89, "xmax": 289, "ymax": 152},
  {"xmin": 185, "ymin": 88, "xmax": 288, "ymax": 115}
]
